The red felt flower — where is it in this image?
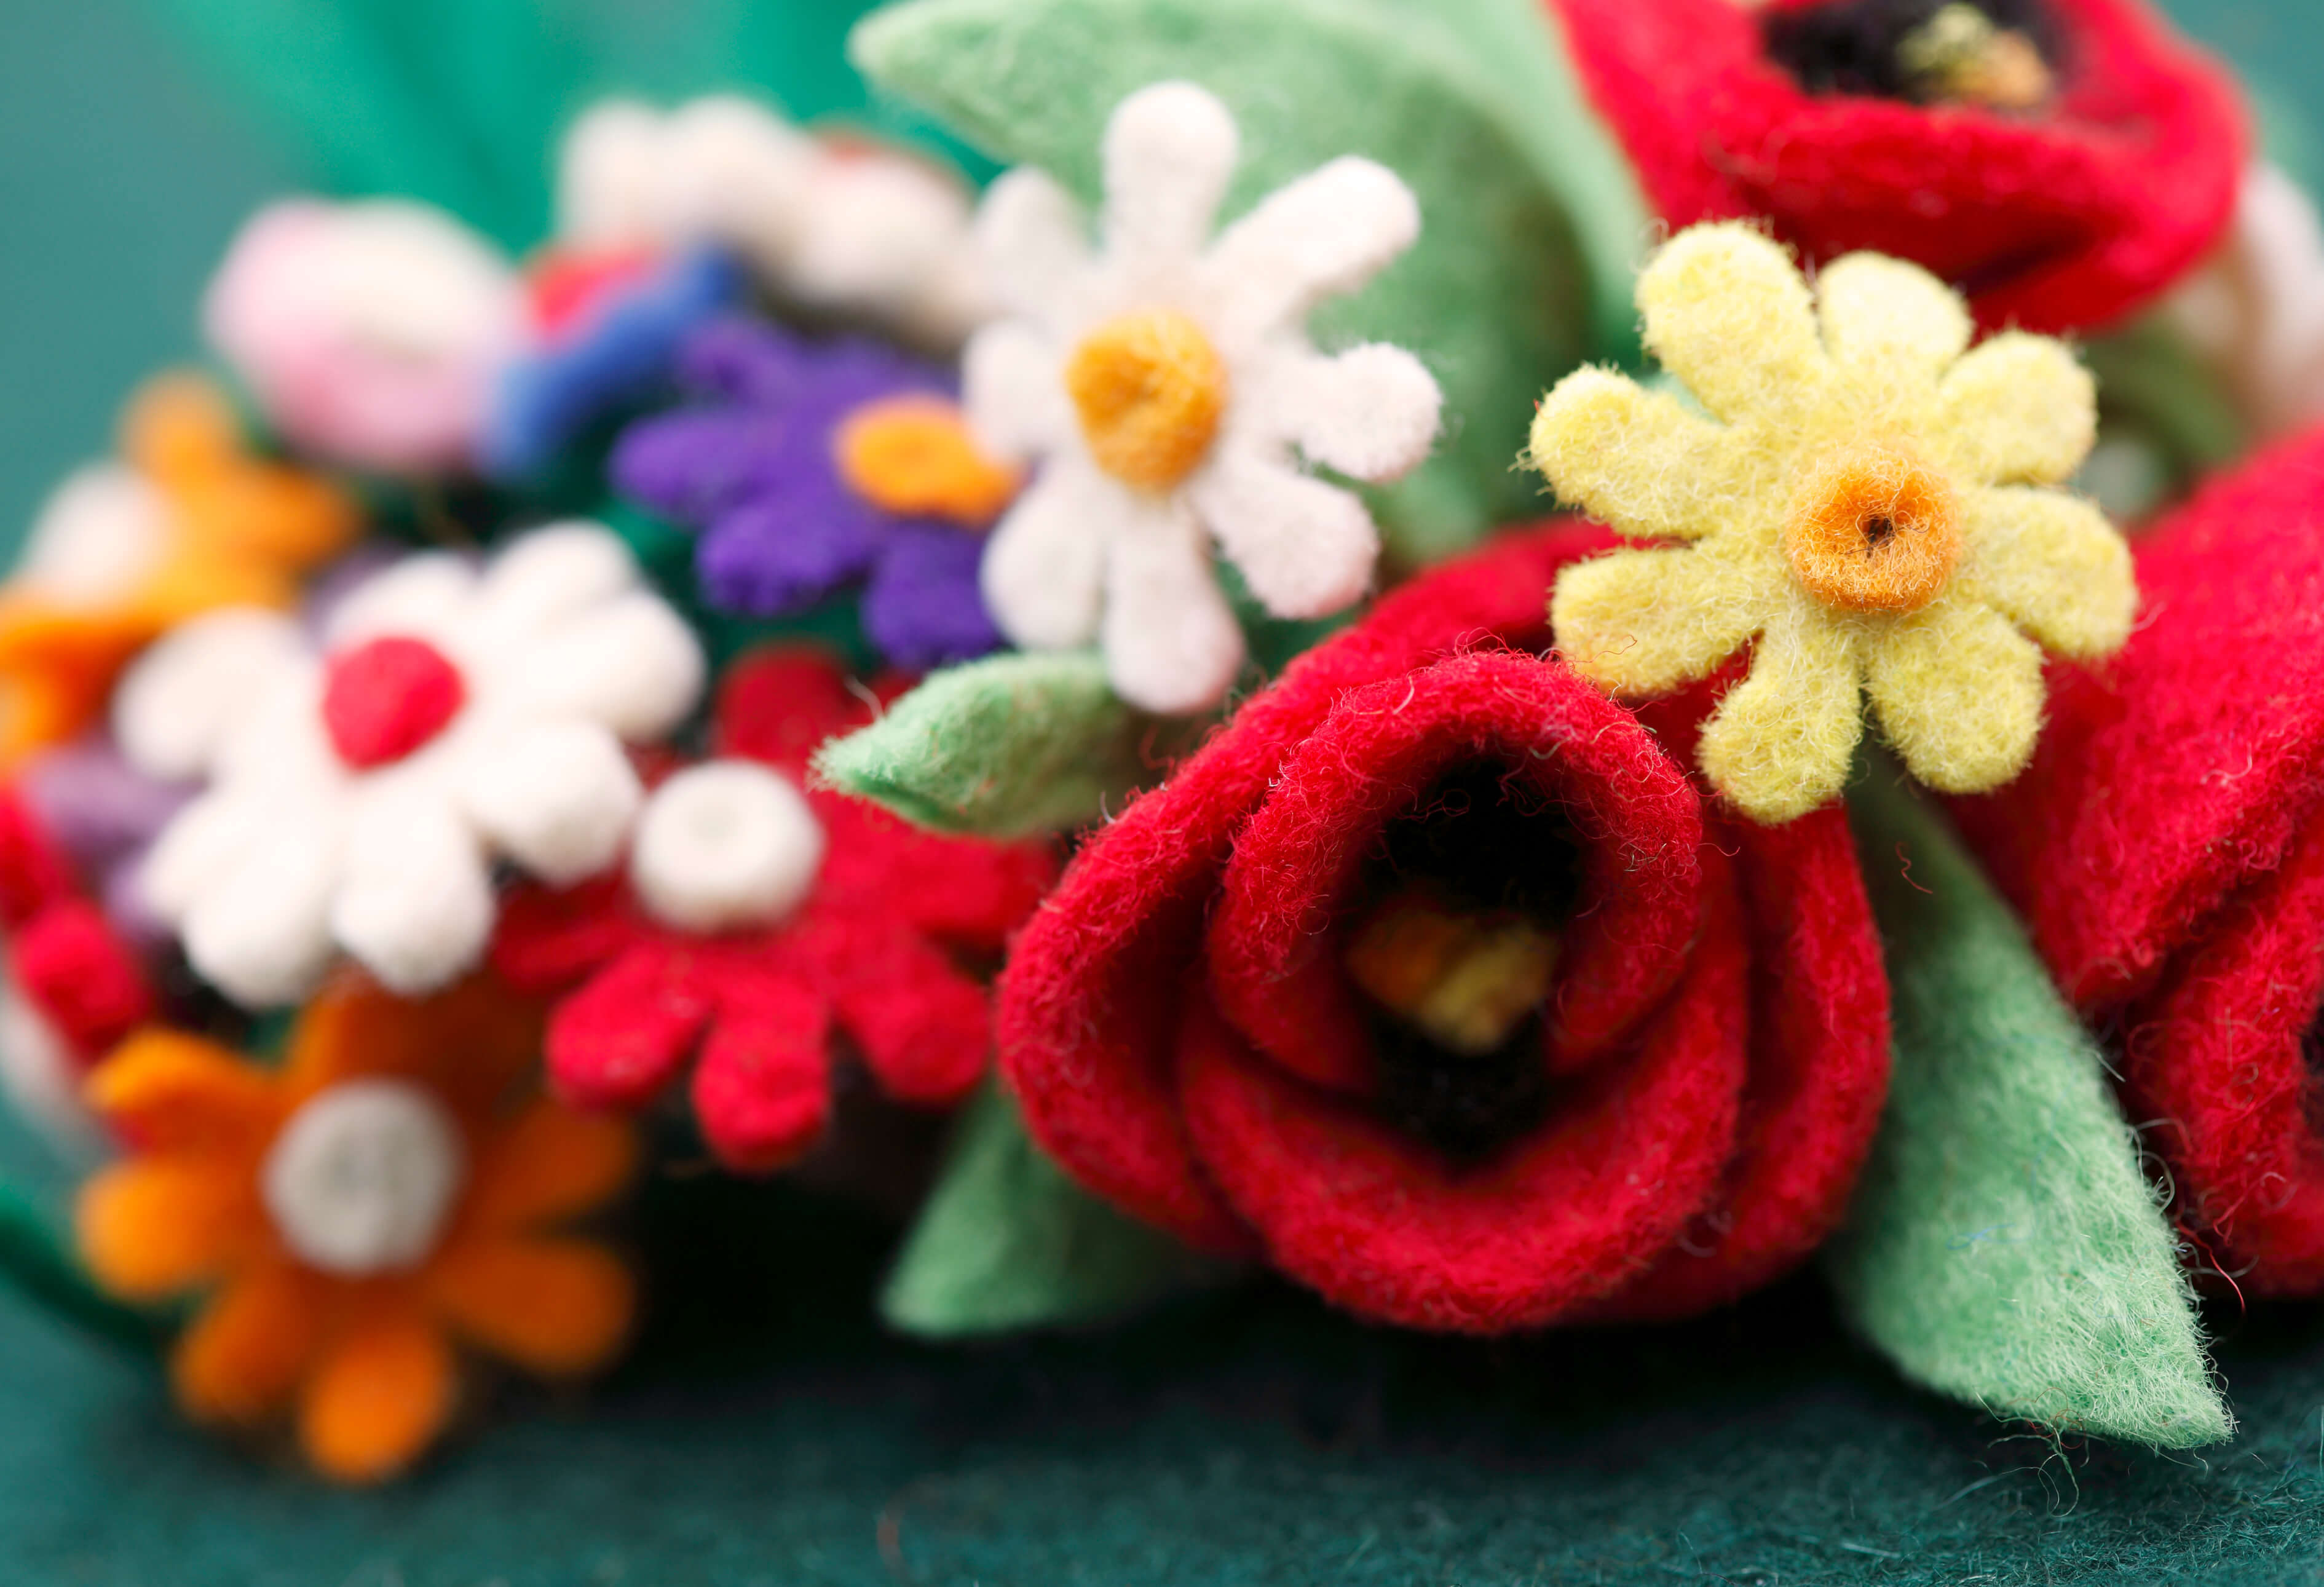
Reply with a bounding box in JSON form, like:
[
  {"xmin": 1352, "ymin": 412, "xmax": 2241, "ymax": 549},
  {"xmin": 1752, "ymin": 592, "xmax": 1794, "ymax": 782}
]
[
  {"xmin": 492, "ymin": 647, "xmax": 1056, "ymax": 1171},
  {"xmin": 1547, "ymin": 0, "xmax": 2245, "ymax": 331},
  {"xmin": 0, "ymin": 785, "xmax": 152, "ymax": 1118},
  {"xmin": 1954, "ymin": 423, "xmax": 2324, "ymax": 1292},
  {"xmin": 997, "ymin": 524, "xmax": 1890, "ymax": 1333}
]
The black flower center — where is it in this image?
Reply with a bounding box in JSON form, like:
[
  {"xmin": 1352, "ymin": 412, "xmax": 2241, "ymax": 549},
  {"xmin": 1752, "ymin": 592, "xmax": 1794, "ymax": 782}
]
[
  {"xmin": 1343, "ymin": 759, "xmax": 1583, "ymax": 1164},
  {"xmin": 1762, "ymin": 0, "xmax": 2062, "ymax": 110}
]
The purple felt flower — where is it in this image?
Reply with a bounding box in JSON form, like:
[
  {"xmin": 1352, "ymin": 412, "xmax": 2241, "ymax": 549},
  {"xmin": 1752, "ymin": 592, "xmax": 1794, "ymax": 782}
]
[
  {"xmin": 17, "ymin": 737, "xmax": 189, "ymax": 952},
  {"xmin": 611, "ymin": 317, "xmax": 1011, "ymax": 670}
]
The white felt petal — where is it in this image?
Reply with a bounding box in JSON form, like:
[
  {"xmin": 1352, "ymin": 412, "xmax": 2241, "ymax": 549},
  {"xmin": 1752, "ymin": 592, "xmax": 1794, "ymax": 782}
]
[
  {"xmin": 210, "ymin": 671, "xmax": 341, "ymax": 796},
  {"xmin": 979, "ymin": 458, "xmax": 1113, "ymax": 652},
  {"xmin": 1101, "ymin": 81, "xmax": 1239, "ymax": 277},
  {"xmin": 974, "ymin": 167, "xmax": 1094, "ymax": 324},
  {"xmin": 0, "ymin": 982, "xmax": 102, "ymax": 1154},
  {"xmin": 1101, "ymin": 496, "xmax": 1244, "ymax": 716},
  {"xmin": 326, "ymin": 552, "xmax": 477, "ymax": 650},
  {"xmin": 1253, "ymin": 343, "xmax": 1442, "ymax": 483},
  {"xmin": 1192, "ymin": 451, "xmax": 1377, "ymax": 621},
  {"xmin": 331, "ymin": 790, "xmax": 494, "ymax": 995},
  {"xmin": 16, "ymin": 464, "xmax": 170, "ymax": 606},
  {"xmin": 962, "ymin": 321, "xmax": 1070, "ymax": 463},
  {"xmin": 459, "ymin": 719, "xmax": 641, "ymax": 885},
  {"xmin": 789, "ymin": 153, "xmax": 973, "ymax": 315},
  {"xmin": 632, "ymin": 761, "xmax": 824, "ymax": 933},
  {"xmin": 175, "ymin": 808, "xmax": 341, "ymax": 1008},
  {"xmin": 657, "ymin": 95, "xmax": 817, "ymax": 256},
  {"xmin": 113, "ymin": 608, "xmax": 308, "ymax": 783},
  {"xmin": 467, "ymin": 521, "xmax": 641, "ymax": 651},
  {"xmin": 558, "ymin": 99, "xmax": 664, "ymax": 248},
  {"xmin": 496, "ymin": 592, "xmax": 706, "ymax": 742},
  {"xmin": 1201, "ymin": 157, "xmax": 1420, "ymax": 342}
]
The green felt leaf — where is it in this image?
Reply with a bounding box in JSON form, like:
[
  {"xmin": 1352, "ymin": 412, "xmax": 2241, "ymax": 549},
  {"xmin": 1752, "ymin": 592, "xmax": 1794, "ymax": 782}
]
[
  {"xmin": 882, "ymin": 1080, "xmax": 1230, "ymax": 1337},
  {"xmin": 1828, "ymin": 768, "xmax": 2229, "ymax": 1449},
  {"xmin": 813, "ymin": 649, "xmax": 1147, "ymax": 837},
  {"xmin": 851, "ymin": 0, "xmax": 1648, "ymax": 561}
]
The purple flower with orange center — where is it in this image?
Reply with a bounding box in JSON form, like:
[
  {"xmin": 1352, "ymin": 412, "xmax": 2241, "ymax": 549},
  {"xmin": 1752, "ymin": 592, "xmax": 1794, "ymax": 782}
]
[{"xmin": 611, "ymin": 317, "xmax": 1018, "ymax": 670}]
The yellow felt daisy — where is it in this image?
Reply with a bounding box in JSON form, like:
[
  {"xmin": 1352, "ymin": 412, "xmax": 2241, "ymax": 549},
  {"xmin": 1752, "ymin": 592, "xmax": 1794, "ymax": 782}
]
[{"xmin": 1529, "ymin": 221, "xmax": 2133, "ymax": 825}]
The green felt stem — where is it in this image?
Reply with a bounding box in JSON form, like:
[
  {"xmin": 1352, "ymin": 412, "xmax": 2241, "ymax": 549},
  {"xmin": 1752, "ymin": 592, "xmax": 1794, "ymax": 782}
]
[
  {"xmin": 852, "ymin": 0, "xmax": 1634, "ymax": 562},
  {"xmin": 1828, "ymin": 765, "xmax": 2229, "ymax": 1449},
  {"xmin": 813, "ymin": 649, "xmax": 1149, "ymax": 837},
  {"xmin": 0, "ymin": 1184, "xmax": 160, "ymax": 1355},
  {"xmin": 882, "ymin": 1079, "xmax": 1233, "ymax": 1338}
]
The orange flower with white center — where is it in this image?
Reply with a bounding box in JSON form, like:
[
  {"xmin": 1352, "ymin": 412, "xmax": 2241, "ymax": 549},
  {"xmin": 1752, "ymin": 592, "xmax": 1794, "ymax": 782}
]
[
  {"xmin": 962, "ymin": 81, "xmax": 1444, "ymax": 715},
  {"xmin": 75, "ymin": 974, "xmax": 636, "ymax": 1484},
  {"xmin": 0, "ymin": 373, "xmax": 356, "ymax": 766}
]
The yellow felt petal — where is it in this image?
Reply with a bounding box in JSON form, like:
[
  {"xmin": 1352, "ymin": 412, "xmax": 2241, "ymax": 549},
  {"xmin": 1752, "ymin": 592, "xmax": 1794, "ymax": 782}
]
[
  {"xmin": 1865, "ymin": 593, "xmax": 2045, "ymax": 795},
  {"xmin": 1697, "ymin": 603, "xmax": 1864, "ymax": 825},
  {"xmin": 1551, "ymin": 546, "xmax": 1763, "ymax": 696},
  {"xmin": 1960, "ymin": 487, "xmax": 2136, "ymax": 660},
  {"xmin": 1638, "ymin": 223, "xmax": 1829, "ymax": 426},
  {"xmin": 1928, "ymin": 332, "xmax": 2097, "ymax": 486},
  {"xmin": 1816, "ymin": 252, "xmax": 1971, "ymax": 382},
  {"xmin": 1527, "ymin": 369, "xmax": 1745, "ymax": 541}
]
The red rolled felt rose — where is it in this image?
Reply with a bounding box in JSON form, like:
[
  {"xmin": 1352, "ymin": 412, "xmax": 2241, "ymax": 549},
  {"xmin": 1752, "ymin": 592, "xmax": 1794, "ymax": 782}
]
[
  {"xmin": 493, "ymin": 646, "xmax": 1056, "ymax": 1171},
  {"xmin": 997, "ymin": 524, "xmax": 1890, "ymax": 1332},
  {"xmin": 1954, "ymin": 423, "xmax": 2324, "ymax": 1293},
  {"xmin": 1546, "ymin": 0, "xmax": 2245, "ymax": 331}
]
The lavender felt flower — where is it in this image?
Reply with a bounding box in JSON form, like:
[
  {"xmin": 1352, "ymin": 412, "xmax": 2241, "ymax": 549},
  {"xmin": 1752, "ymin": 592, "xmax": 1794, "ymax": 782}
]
[
  {"xmin": 17, "ymin": 737, "xmax": 189, "ymax": 952},
  {"xmin": 611, "ymin": 317, "xmax": 1014, "ymax": 670}
]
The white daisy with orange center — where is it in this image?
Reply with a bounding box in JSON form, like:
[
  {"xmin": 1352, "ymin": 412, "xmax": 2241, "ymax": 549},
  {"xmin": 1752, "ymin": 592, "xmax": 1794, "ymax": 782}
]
[{"xmin": 962, "ymin": 81, "xmax": 1444, "ymax": 715}]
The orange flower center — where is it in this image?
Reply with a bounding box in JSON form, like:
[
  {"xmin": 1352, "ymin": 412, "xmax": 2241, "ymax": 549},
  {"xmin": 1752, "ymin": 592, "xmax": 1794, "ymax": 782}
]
[
  {"xmin": 1064, "ymin": 308, "xmax": 1228, "ymax": 491},
  {"xmin": 832, "ymin": 394, "xmax": 1021, "ymax": 526},
  {"xmin": 1781, "ymin": 443, "xmax": 1962, "ymax": 615}
]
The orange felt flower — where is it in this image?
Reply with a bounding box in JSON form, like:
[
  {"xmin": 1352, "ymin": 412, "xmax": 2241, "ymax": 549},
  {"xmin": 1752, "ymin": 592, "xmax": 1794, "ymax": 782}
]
[
  {"xmin": 76, "ymin": 973, "xmax": 636, "ymax": 1484},
  {"xmin": 0, "ymin": 373, "xmax": 358, "ymax": 764}
]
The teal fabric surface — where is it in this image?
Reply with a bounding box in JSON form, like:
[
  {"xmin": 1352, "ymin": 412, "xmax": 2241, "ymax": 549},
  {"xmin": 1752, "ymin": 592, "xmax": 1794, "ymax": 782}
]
[{"xmin": 5, "ymin": 2, "xmax": 2324, "ymax": 1583}]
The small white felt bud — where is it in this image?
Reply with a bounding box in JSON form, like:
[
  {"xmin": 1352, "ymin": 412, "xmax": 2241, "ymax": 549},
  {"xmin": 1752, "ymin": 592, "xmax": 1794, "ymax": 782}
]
[
  {"xmin": 17, "ymin": 464, "xmax": 170, "ymax": 606},
  {"xmin": 632, "ymin": 761, "xmax": 825, "ymax": 934},
  {"xmin": 261, "ymin": 1078, "xmax": 465, "ymax": 1273}
]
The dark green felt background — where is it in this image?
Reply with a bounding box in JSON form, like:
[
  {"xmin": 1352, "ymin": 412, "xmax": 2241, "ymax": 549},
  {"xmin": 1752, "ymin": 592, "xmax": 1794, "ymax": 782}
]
[{"xmin": 4, "ymin": 2, "xmax": 2324, "ymax": 1583}]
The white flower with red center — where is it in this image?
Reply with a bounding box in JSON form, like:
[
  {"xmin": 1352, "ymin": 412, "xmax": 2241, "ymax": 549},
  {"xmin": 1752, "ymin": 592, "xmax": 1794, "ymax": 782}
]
[
  {"xmin": 962, "ymin": 81, "xmax": 1444, "ymax": 716},
  {"xmin": 117, "ymin": 524, "xmax": 705, "ymax": 1007}
]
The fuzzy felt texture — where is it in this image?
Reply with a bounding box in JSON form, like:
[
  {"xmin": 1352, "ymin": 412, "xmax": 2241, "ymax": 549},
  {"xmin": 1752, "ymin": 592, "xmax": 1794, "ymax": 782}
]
[
  {"xmin": 1544, "ymin": 0, "xmax": 2248, "ymax": 333},
  {"xmin": 15, "ymin": 740, "xmax": 186, "ymax": 951},
  {"xmin": 482, "ymin": 247, "xmax": 745, "ymax": 485},
  {"xmin": 0, "ymin": 375, "xmax": 357, "ymax": 767},
  {"xmin": 812, "ymin": 649, "xmax": 1150, "ymax": 837},
  {"xmin": 952, "ymin": 81, "xmax": 1441, "ymax": 714},
  {"xmin": 492, "ymin": 647, "xmax": 1054, "ymax": 1172},
  {"xmin": 613, "ymin": 317, "xmax": 1007, "ymax": 671},
  {"xmin": 995, "ymin": 521, "xmax": 1889, "ymax": 1329},
  {"xmin": 1533, "ymin": 223, "xmax": 2131, "ymax": 824},
  {"xmin": 1951, "ymin": 422, "xmax": 2324, "ymax": 1295},
  {"xmin": 76, "ymin": 973, "xmax": 638, "ymax": 1484},
  {"xmin": 853, "ymin": 0, "xmax": 1630, "ymax": 563},
  {"xmin": 1832, "ymin": 770, "xmax": 2227, "ymax": 1448},
  {"xmin": 881, "ymin": 1078, "xmax": 1227, "ymax": 1336},
  {"xmin": 0, "ymin": 786, "xmax": 152, "ymax": 1069}
]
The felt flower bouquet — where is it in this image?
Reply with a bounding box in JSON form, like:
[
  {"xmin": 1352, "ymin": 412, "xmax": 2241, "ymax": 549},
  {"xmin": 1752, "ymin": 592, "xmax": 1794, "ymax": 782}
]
[{"xmin": 6, "ymin": 0, "xmax": 2318, "ymax": 1484}]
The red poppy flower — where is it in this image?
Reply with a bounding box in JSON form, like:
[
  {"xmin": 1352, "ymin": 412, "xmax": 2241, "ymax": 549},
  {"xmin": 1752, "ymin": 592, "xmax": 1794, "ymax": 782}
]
[
  {"xmin": 0, "ymin": 784, "xmax": 152, "ymax": 1135},
  {"xmin": 492, "ymin": 647, "xmax": 1055, "ymax": 1171},
  {"xmin": 1954, "ymin": 423, "xmax": 2324, "ymax": 1292},
  {"xmin": 997, "ymin": 523, "xmax": 1890, "ymax": 1333},
  {"xmin": 1546, "ymin": 0, "xmax": 2246, "ymax": 331}
]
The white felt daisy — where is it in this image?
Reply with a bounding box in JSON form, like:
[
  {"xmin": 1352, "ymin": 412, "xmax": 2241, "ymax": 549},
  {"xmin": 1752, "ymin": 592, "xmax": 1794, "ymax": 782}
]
[
  {"xmin": 962, "ymin": 81, "xmax": 1444, "ymax": 715},
  {"xmin": 117, "ymin": 523, "xmax": 705, "ymax": 1007}
]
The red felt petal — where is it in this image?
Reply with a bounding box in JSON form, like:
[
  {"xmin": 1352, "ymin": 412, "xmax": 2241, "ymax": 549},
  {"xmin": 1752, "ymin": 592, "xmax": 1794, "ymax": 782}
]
[
  {"xmin": 1953, "ymin": 424, "xmax": 2324, "ymax": 1007},
  {"xmin": 1547, "ymin": 0, "xmax": 2245, "ymax": 331},
  {"xmin": 2126, "ymin": 818, "xmax": 2324, "ymax": 1294},
  {"xmin": 690, "ymin": 975, "xmax": 832, "ymax": 1171},
  {"xmin": 714, "ymin": 646, "xmax": 871, "ymax": 773},
  {"xmin": 1178, "ymin": 850, "xmax": 1751, "ymax": 1333},
  {"xmin": 810, "ymin": 792, "xmax": 1056, "ymax": 948},
  {"xmin": 1206, "ymin": 651, "xmax": 1701, "ymax": 1094},
  {"xmin": 12, "ymin": 898, "xmax": 152, "ymax": 1057},
  {"xmin": 545, "ymin": 944, "xmax": 712, "ymax": 1112},
  {"xmin": 491, "ymin": 875, "xmax": 644, "ymax": 994},
  {"xmin": 1589, "ymin": 807, "xmax": 1890, "ymax": 1320},
  {"xmin": 810, "ymin": 922, "xmax": 993, "ymax": 1106},
  {"xmin": 0, "ymin": 785, "xmax": 74, "ymax": 930},
  {"xmin": 997, "ymin": 521, "xmax": 1613, "ymax": 1253}
]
